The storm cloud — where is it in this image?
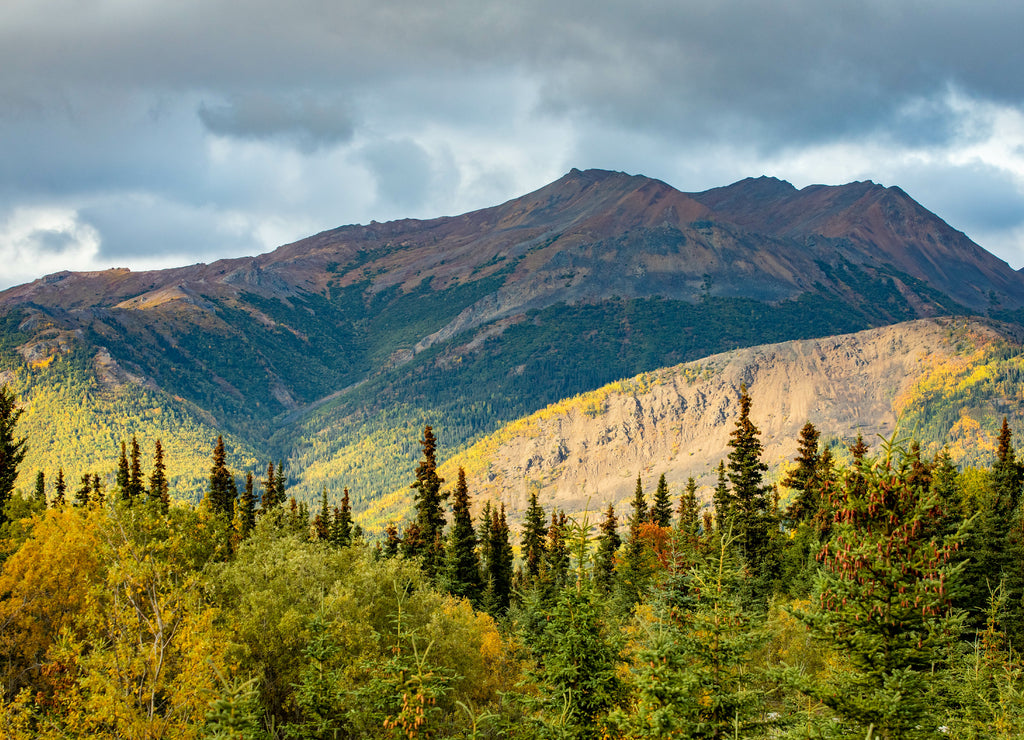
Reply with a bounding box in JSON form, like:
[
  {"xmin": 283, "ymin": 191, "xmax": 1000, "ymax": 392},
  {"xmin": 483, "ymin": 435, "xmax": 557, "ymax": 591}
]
[{"xmin": 1, "ymin": 0, "xmax": 1023, "ymax": 288}]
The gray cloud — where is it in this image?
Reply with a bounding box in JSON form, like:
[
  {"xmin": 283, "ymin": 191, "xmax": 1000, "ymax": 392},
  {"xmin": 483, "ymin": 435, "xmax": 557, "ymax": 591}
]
[
  {"xmin": 1, "ymin": 0, "xmax": 1024, "ymax": 287},
  {"xmin": 197, "ymin": 93, "xmax": 355, "ymax": 152}
]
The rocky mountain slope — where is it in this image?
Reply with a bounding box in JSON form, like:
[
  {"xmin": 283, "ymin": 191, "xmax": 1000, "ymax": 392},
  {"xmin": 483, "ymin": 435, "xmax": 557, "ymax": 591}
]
[
  {"xmin": 1, "ymin": 169, "xmax": 1022, "ymax": 505},
  {"xmin": 414, "ymin": 317, "xmax": 1024, "ymax": 527}
]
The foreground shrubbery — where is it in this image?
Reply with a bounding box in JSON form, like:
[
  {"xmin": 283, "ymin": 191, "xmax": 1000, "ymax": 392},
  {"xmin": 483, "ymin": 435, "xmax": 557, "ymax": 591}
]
[{"xmin": 2, "ymin": 387, "xmax": 1024, "ymax": 738}]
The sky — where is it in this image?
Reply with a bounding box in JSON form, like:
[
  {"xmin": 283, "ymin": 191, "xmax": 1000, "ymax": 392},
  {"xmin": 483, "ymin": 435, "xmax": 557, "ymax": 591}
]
[{"xmin": 2, "ymin": 1, "xmax": 1024, "ymax": 290}]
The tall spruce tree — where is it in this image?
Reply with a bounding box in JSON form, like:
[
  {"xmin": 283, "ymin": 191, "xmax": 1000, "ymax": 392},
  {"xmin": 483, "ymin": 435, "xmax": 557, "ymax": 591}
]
[
  {"xmin": 333, "ymin": 488, "xmax": 353, "ymax": 546},
  {"xmin": 128, "ymin": 436, "xmax": 145, "ymax": 500},
  {"xmin": 482, "ymin": 502, "xmax": 513, "ymax": 615},
  {"xmin": 792, "ymin": 437, "xmax": 967, "ymax": 738},
  {"xmin": 782, "ymin": 421, "xmax": 821, "ymax": 525},
  {"xmin": 261, "ymin": 461, "xmax": 278, "ymax": 512},
  {"xmin": 239, "ymin": 471, "xmax": 256, "ymax": 537},
  {"xmin": 726, "ymin": 386, "xmax": 772, "ymax": 573},
  {"xmin": 115, "ymin": 440, "xmax": 130, "ymax": 500},
  {"xmin": 521, "ymin": 488, "xmax": 548, "ymax": 583},
  {"xmin": 74, "ymin": 473, "xmax": 92, "ymax": 507},
  {"xmin": 594, "ymin": 503, "xmax": 621, "ymax": 595},
  {"xmin": 314, "ymin": 488, "xmax": 330, "ymax": 541},
  {"xmin": 712, "ymin": 461, "xmax": 730, "ymax": 530},
  {"xmin": 675, "ymin": 476, "xmax": 700, "ymax": 548},
  {"xmin": 619, "ymin": 477, "xmax": 653, "ymax": 609},
  {"xmin": 0, "ymin": 386, "xmax": 27, "ymax": 525},
  {"xmin": 444, "ymin": 468, "xmax": 482, "ymax": 605},
  {"xmin": 148, "ymin": 439, "xmax": 169, "ymax": 510},
  {"xmin": 206, "ymin": 436, "xmax": 237, "ymax": 519},
  {"xmin": 91, "ymin": 473, "xmax": 103, "ymax": 506},
  {"xmin": 33, "ymin": 470, "xmax": 45, "ymax": 509},
  {"xmin": 53, "ymin": 467, "xmax": 66, "ymax": 508},
  {"xmin": 651, "ymin": 473, "xmax": 673, "ymax": 527},
  {"xmin": 410, "ymin": 425, "xmax": 447, "ymax": 577}
]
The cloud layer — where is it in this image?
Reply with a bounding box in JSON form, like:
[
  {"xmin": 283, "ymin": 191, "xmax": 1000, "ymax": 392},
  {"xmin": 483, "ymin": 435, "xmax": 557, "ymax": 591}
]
[{"xmin": 1, "ymin": 1, "xmax": 1023, "ymax": 288}]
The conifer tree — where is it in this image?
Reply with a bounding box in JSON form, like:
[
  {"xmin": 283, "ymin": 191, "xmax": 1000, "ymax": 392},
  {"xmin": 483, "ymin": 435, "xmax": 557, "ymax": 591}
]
[
  {"xmin": 333, "ymin": 488, "xmax": 353, "ymax": 546},
  {"xmin": 314, "ymin": 487, "xmax": 330, "ymax": 541},
  {"xmin": 726, "ymin": 386, "xmax": 772, "ymax": 572},
  {"xmin": 33, "ymin": 470, "xmax": 45, "ymax": 508},
  {"xmin": 205, "ymin": 436, "xmax": 237, "ymax": 519},
  {"xmin": 619, "ymin": 477, "xmax": 654, "ymax": 608},
  {"xmin": 849, "ymin": 432, "xmax": 869, "ymax": 462},
  {"xmin": 148, "ymin": 439, "xmax": 169, "ymax": 509},
  {"xmin": 383, "ymin": 522, "xmax": 401, "ymax": 557},
  {"xmin": 676, "ymin": 476, "xmax": 700, "ymax": 548},
  {"xmin": 444, "ymin": 468, "xmax": 482, "ymax": 605},
  {"xmin": 261, "ymin": 461, "xmax": 278, "ymax": 512},
  {"xmin": 128, "ymin": 436, "xmax": 144, "ymax": 500},
  {"xmin": 630, "ymin": 473, "xmax": 648, "ymax": 523},
  {"xmin": 593, "ymin": 503, "xmax": 621, "ymax": 595},
  {"xmin": 0, "ymin": 386, "xmax": 26, "ymax": 525},
  {"xmin": 712, "ymin": 460, "xmax": 730, "ymax": 530},
  {"xmin": 650, "ymin": 473, "xmax": 673, "ymax": 527},
  {"xmin": 115, "ymin": 440, "xmax": 130, "ymax": 500},
  {"xmin": 521, "ymin": 488, "xmax": 548, "ymax": 583},
  {"xmin": 239, "ymin": 471, "xmax": 256, "ymax": 537},
  {"xmin": 53, "ymin": 467, "xmax": 66, "ymax": 508},
  {"xmin": 543, "ymin": 510, "xmax": 570, "ymax": 593},
  {"xmin": 74, "ymin": 473, "xmax": 92, "ymax": 507},
  {"xmin": 410, "ymin": 425, "xmax": 447, "ymax": 577},
  {"xmin": 792, "ymin": 437, "xmax": 966, "ymax": 738},
  {"xmin": 628, "ymin": 526, "xmax": 767, "ymax": 739},
  {"xmin": 534, "ymin": 581, "xmax": 623, "ymax": 738},
  {"xmin": 782, "ymin": 421, "xmax": 821, "ymax": 525},
  {"xmin": 276, "ymin": 460, "xmax": 286, "ymax": 502},
  {"xmin": 482, "ymin": 503, "xmax": 513, "ymax": 614},
  {"xmin": 91, "ymin": 472, "xmax": 103, "ymax": 507}
]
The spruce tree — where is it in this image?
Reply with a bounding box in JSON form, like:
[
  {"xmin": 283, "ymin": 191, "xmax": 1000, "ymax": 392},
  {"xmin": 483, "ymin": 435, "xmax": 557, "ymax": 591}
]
[
  {"xmin": 53, "ymin": 467, "xmax": 66, "ymax": 508},
  {"xmin": 115, "ymin": 440, "xmax": 130, "ymax": 500},
  {"xmin": 410, "ymin": 425, "xmax": 447, "ymax": 577},
  {"xmin": 74, "ymin": 473, "xmax": 92, "ymax": 507},
  {"xmin": 594, "ymin": 503, "xmax": 621, "ymax": 595},
  {"xmin": 205, "ymin": 436, "xmax": 237, "ymax": 519},
  {"xmin": 782, "ymin": 421, "xmax": 821, "ymax": 525},
  {"xmin": 619, "ymin": 478, "xmax": 654, "ymax": 608},
  {"xmin": 521, "ymin": 487, "xmax": 548, "ymax": 583},
  {"xmin": 792, "ymin": 437, "xmax": 966, "ymax": 738},
  {"xmin": 333, "ymin": 488, "xmax": 353, "ymax": 546},
  {"xmin": 239, "ymin": 471, "xmax": 256, "ymax": 537},
  {"xmin": 128, "ymin": 436, "xmax": 144, "ymax": 500},
  {"xmin": 650, "ymin": 473, "xmax": 673, "ymax": 527},
  {"xmin": 712, "ymin": 460, "xmax": 730, "ymax": 530},
  {"xmin": 275, "ymin": 461, "xmax": 286, "ymax": 502},
  {"xmin": 627, "ymin": 526, "xmax": 768, "ymax": 739},
  {"xmin": 0, "ymin": 386, "xmax": 26, "ymax": 525},
  {"xmin": 91, "ymin": 472, "xmax": 103, "ymax": 507},
  {"xmin": 726, "ymin": 385, "xmax": 772, "ymax": 571},
  {"xmin": 675, "ymin": 476, "xmax": 700, "ymax": 548},
  {"xmin": 444, "ymin": 468, "xmax": 482, "ymax": 605},
  {"xmin": 630, "ymin": 473, "xmax": 648, "ymax": 523},
  {"xmin": 314, "ymin": 487, "xmax": 330, "ymax": 540},
  {"xmin": 543, "ymin": 510, "xmax": 570, "ymax": 593},
  {"xmin": 148, "ymin": 439, "xmax": 169, "ymax": 509},
  {"xmin": 33, "ymin": 470, "xmax": 45, "ymax": 509},
  {"xmin": 482, "ymin": 503, "xmax": 513, "ymax": 615},
  {"xmin": 261, "ymin": 461, "xmax": 278, "ymax": 512}
]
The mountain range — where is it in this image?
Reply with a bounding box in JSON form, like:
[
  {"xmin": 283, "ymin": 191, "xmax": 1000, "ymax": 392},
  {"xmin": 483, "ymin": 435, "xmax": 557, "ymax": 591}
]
[{"xmin": 2, "ymin": 168, "xmax": 1023, "ymax": 521}]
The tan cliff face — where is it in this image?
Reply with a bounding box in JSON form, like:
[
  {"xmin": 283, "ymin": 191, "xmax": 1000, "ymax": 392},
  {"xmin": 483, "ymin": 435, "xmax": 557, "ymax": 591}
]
[{"xmin": 438, "ymin": 318, "xmax": 1017, "ymax": 522}]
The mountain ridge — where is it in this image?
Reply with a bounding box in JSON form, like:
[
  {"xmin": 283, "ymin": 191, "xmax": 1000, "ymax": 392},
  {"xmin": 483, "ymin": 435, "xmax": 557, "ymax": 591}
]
[{"xmin": 2, "ymin": 169, "xmax": 1023, "ymax": 508}]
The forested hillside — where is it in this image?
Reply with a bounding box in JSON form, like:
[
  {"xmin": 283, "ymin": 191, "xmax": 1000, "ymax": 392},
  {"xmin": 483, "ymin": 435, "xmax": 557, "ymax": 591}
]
[{"xmin": 2, "ymin": 381, "xmax": 1024, "ymax": 739}]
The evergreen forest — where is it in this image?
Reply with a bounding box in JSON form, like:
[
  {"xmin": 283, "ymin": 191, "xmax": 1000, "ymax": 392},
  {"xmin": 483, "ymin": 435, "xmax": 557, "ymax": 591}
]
[{"xmin": 2, "ymin": 382, "xmax": 1024, "ymax": 739}]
